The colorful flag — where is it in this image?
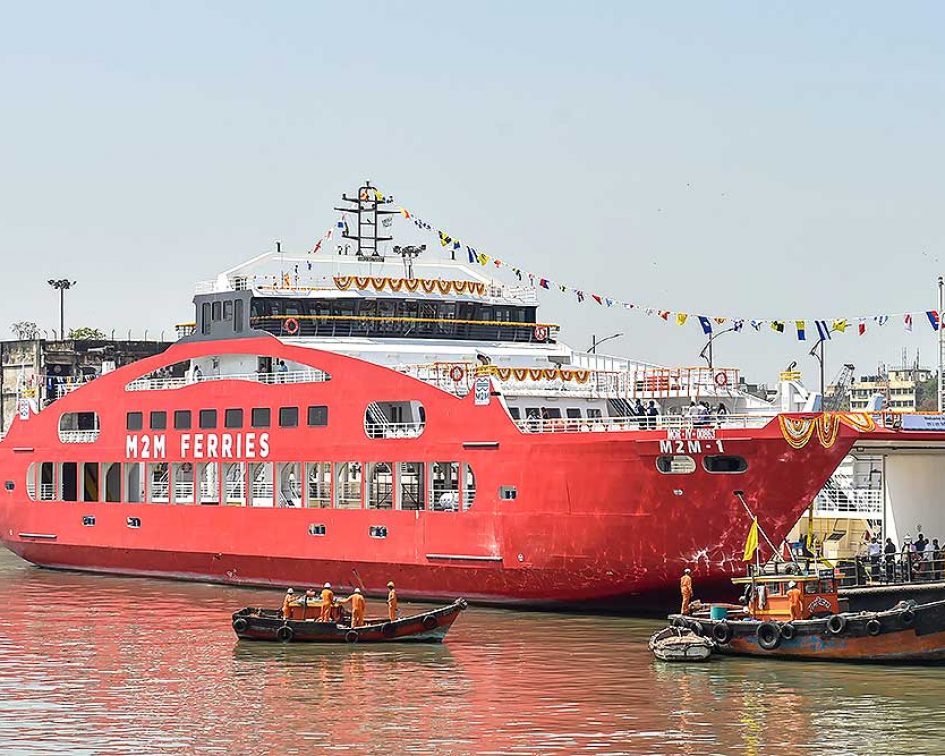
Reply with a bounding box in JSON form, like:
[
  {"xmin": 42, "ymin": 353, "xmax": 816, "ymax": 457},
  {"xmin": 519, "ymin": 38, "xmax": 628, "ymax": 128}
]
[
  {"xmin": 904, "ymin": 313, "xmax": 913, "ymax": 332},
  {"xmin": 698, "ymin": 316, "xmax": 713, "ymax": 335},
  {"xmin": 539, "ymin": 278, "xmax": 550, "ymax": 289},
  {"xmin": 374, "ymin": 189, "xmax": 384, "ymax": 201},
  {"xmin": 733, "ymin": 319, "xmax": 744, "ymax": 332},
  {"xmin": 713, "ymin": 317, "xmax": 727, "ymax": 325},
  {"xmin": 438, "ymin": 231, "xmax": 451, "ymax": 247},
  {"xmin": 750, "ymin": 320, "xmax": 762, "ymax": 331},
  {"xmin": 858, "ymin": 319, "xmax": 866, "ymax": 336},
  {"xmin": 659, "ymin": 311, "xmax": 671, "ymax": 321},
  {"xmin": 743, "ymin": 519, "xmax": 759, "ymax": 562},
  {"xmin": 399, "ymin": 208, "xmax": 411, "ymax": 219},
  {"xmin": 832, "ymin": 319, "xmax": 849, "ymax": 333},
  {"xmin": 467, "ymin": 248, "xmax": 476, "ymax": 263},
  {"xmin": 479, "ymin": 254, "xmax": 490, "ymax": 266},
  {"xmin": 576, "ymin": 291, "xmax": 585, "ymax": 302},
  {"xmin": 591, "ymin": 294, "xmax": 603, "ymax": 305},
  {"xmin": 676, "ymin": 313, "xmax": 689, "ymax": 326},
  {"xmin": 875, "ymin": 315, "xmax": 889, "ymax": 326},
  {"xmin": 795, "ymin": 321, "xmax": 806, "ymax": 340},
  {"xmin": 815, "ymin": 320, "xmax": 831, "ymax": 340},
  {"xmin": 928, "ymin": 310, "xmax": 941, "ymax": 330},
  {"xmin": 770, "ymin": 321, "xmax": 785, "ymax": 333}
]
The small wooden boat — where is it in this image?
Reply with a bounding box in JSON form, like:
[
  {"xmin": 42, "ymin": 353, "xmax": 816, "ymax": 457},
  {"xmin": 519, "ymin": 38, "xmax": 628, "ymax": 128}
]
[
  {"xmin": 648, "ymin": 626, "xmax": 714, "ymax": 661},
  {"xmin": 673, "ymin": 570, "xmax": 945, "ymax": 662},
  {"xmin": 231, "ymin": 598, "xmax": 467, "ymax": 643}
]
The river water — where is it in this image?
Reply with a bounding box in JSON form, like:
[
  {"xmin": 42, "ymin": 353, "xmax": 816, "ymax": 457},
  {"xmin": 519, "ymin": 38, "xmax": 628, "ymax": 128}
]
[{"xmin": 0, "ymin": 551, "xmax": 943, "ymax": 755}]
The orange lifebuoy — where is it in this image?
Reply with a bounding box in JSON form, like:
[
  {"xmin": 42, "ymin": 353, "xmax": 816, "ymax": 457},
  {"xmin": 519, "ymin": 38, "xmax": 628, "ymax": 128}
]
[
  {"xmin": 714, "ymin": 371, "xmax": 728, "ymax": 388},
  {"xmin": 284, "ymin": 317, "xmax": 300, "ymax": 335},
  {"xmin": 449, "ymin": 365, "xmax": 465, "ymax": 382},
  {"xmin": 533, "ymin": 325, "xmax": 549, "ymax": 342}
]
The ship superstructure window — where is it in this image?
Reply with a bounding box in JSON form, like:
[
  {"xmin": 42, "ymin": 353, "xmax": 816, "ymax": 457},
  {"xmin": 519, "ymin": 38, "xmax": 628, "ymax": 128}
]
[
  {"xmin": 149, "ymin": 463, "xmax": 169, "ymax": 502},
  {"xmin": 431, "ymin": 462, "xmax": 460, "ymax": 511},
  {"xmin": 40, "ymin": 462, "xmax": 54, "ymax": 501},
  {"xmin": 279, "ymin": 407, "xmax": 299, "ymax": 428},
  {"xmin": 567, "ymin": 408, "xmax": 582, "ymax": 419},
  {"xmin": 173, "ymin": 463, "xmax": 195, "ymax": 504},
  {"xmin": 464, "ymin": 464, "xmax": 476, "ymax": 510},
  {"xmin": 104, "ymin": 462, "xmax": 121, "ymax": 502},
  {"xmin": 250, "ymin": 462, "xmax": 273, "ymax": 507},
  {"xmin": 307, "ymin": 405, "xmax": 329, "ymax": 427},
  {"xmin": 60, "ymin": 462, "xmax": 77, "ymax": 501},
  {"xmin": 367, "ymin": 462, "xmax": 394, "ymax": 510},
  {"xmin": 306, "ymin": 463, "xmax": 331, "ymax": 508},
  {"xmin": 703, "ymin": 455, "xmax": 748, "ymax": 474},
  {"xmin": 150, "ymin": 411, "xmax": 167, "ymax": 430},
  {"xmin": 508, "ymin": 407, "xmax": 521, "ymax": 420},
  {"xmin": 125, "ymin": 462, "xmax": 145, "ymax": 502},
  {"xmin": 198, "ymin": 462, "xmax": 219, "ymax": 505},
  {"xmin": 200, "ymin": 409, "xmax": 218, "ymax": 429},
  {"xmin": 201, "ymin": 303, "xmax": 211, "ymax": 334},
  {"xmin": 127, "ymin": 412, "xmax": 143, "ymax": 431},
  {"xmin": 656, "ymin": 456, "xmax": 696, "ymax": 474},
  {"xmin": 399, "ymin": 462, "xmax": 425, "ymax": 511},
  {"xmin": 234, "ymin": 300, "xmax": 244, "ymax": 332},
  {"xmin": 25, "ymin": 463, "xmax": 36, "ymax": 500},
  {"xmin": 225, "ymin": 408, "xmax": 243, "ymax": 429},
  {"xmin": 251, "ymin": 408, "xmax": 271, "ymax": 428},
  {"xmin": 364, "ymin": 401, "xmax": 425, "ymax": 438},
  {"xmin": 125, "ymin": 355, "xmax": 330, "ymax": 391},
  {"xmin": 82, "ymin": 463, "xmax": 99, "ymax": 501},
  {"xmin": 224, "ymin": 462, "xmax": 246, "ymax": 506},
  {"xmin": 174, "ymin": 410, "xmax": 192, "ymax": 430},
  {"xmin": 277, "ymin": 462, "xmax": 301, "ymax": 507},
  {"xmin": 335, "ymin": 462, "xmax": 362, "ymax": 509},
  {"xmin": 59, "ymin": 411, "xmax": 100, "ymax": 443}
]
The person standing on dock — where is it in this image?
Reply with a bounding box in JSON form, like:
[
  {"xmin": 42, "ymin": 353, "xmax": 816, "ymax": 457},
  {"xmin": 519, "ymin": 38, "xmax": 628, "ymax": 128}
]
[
  {"xmin": 787, "ymin": 580, "xmax": 804, "ymax": 620},
  {"xmin": 387, "ymin": 581, "xmax": 399, "ymax": 620},
  {"xmin": 680, "ymin": 568, "xmax": 693, "ymax": 614},
  {"xmin": 884, "ymin": 538, "xmax": 897, "ymax": 581},
  {"xmin": 281, "ymin": 588, "xmax": 295, "ymax": 620},
  {"xmin": 340, "ymin": 588, "xmax": 367, "ymax": 627},
  {"xmin": 319, "ymin": 583, "xmax": 335, "ymax": 622},
  {"xmin": 868, "ymin": 537, "xmax": 881, "ymax": 581}
]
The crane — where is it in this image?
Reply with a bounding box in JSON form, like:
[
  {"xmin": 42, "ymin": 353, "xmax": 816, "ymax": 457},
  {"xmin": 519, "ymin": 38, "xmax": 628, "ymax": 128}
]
[{"xmin": 824, "ymin": 363, "xmax": 855, "ymax": 412}]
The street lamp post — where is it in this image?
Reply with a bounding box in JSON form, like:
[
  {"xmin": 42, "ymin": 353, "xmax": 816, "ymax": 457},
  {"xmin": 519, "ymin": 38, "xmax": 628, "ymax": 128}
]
[
  {"xmin": 700, "ymin": 326, "xmax": 738, "ymax": 371},
  {"xmin": 589, "ymin": 332, "xmax": 623, "ymax": 354},
  {"xmin": 808, "ymin": 333, "xmax": 834, "ymax": 403},
  {"xmin": 48, "ymin": 279, "xmax": 76, "ymax": 340}
]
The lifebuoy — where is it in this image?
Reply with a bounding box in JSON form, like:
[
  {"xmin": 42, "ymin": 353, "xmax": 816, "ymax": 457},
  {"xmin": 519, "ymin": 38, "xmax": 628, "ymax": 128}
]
[
  {"xmin": 713, "ymin": 371, "xmax": 728, "ymax": 388},
  {"xmin": 232, "ymin": 617, "xmax": 248, "ymax": 633},
  {"xmin": 533, "ymin": 325, "xmax": 549, "ymax": 342},
  {"xmin": 345, "ymin": 630, "xmax": 359, "ymax": 644},
  {"xmin": 779, "ymin": 622, "xmax": 796, "ymax": 640},
  {"xmin": 712, "ymin": 621, "xmax": 733, "ymax": 644},
  {"xmin": 757, "ymin": 621, "xmax": 781, "ymax": 650},
  {"xmin": 422, "ymin": 615, "xmax": 438, "ymax": 631},
  {"xmin": 276, "ymin": 624, "xmax": 294, "ymax": 642},
  {"xmin": 284, "ymin": 317, "xmax": 300, "ymax": 335},
  {"xmin": 866, "ymin": 618, "xmax": 882, "ymax": 636},
  {"xmin": 381, "ymin": 622, "xmax": 396, "ymax": 638},
  {"xmin": 900, "ymin": 608, "xmax": 915, "ymax": 627},
  {"xmin": 826, "ymin": 614, "xmax": 848, "ymax": 635},
  {"xmin": 449, "ymin": 365, "xmax": 465, "ymax": 382}
]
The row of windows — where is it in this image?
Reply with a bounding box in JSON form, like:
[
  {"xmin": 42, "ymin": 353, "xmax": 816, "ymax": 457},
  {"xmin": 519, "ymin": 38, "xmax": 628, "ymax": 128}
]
[
  {"xmin": 509, "ymin": 407, "xmax": 603, "ymax": 421},
  {"xmin": 200, "ymin": 298, "xmax": 246, "ymax": 335},
  {"xmin": 27, "ymin": 460, "xmax": 478, "ymax": 511},
  {"xmin": 80, "ymin": 516, "xmax": 391, "ymax": 539},
  {"xmin": 655, "ymin": 455, "xmax": 748, "ymax": 474},
  {"xmin": 126, "ymin": 406, "xmax": 328, "ymax": 431}
]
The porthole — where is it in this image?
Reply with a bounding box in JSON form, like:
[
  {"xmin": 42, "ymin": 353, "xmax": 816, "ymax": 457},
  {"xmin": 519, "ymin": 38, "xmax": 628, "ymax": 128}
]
[
  {"xmin": 499, "ymin": 486, "xmax": 517, "ymax": 500},
  {"xmin": 308, "ymin": 523, "xmax": 326, "ymax": 536},
  {"xmin": 703, "ymin": 455, "xmax": 748, "ymax": 474},
  {"xmin": 655, "ymin": 455, "xmax": 696, "ymax": 474},
  {"xmin": 82, "ymin": 515, "xmax": 95, "ymax": 526},
  {"xmin": 369, "ymin": 525, "xmax": 388, "ymax": 539},
  {"xmin": 126, "ymin": 517, "xmax": 141, "ymax": 528}
]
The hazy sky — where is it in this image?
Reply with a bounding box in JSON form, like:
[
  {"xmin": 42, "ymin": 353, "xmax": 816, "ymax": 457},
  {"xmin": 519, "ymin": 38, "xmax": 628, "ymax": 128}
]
[{"xmin": 2, "ymin": 2, "xmax": 943, "ymax": 385}]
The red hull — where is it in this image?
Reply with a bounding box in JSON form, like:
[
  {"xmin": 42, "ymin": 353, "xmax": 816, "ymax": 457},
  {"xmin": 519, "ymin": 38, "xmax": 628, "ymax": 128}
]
[{"xmin": 0, "ymin": 336, "xmax": 856, "ymax": 610}]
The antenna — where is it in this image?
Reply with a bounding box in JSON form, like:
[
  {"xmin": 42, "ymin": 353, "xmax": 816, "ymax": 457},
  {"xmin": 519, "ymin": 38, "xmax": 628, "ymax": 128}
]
[
  {"xmin": 334, "ymin": 181, "xmax": 398, "ymax": 260},
  {"xmin": 392, "ymin": 245, "xmax": 426, "ymax": 280}
]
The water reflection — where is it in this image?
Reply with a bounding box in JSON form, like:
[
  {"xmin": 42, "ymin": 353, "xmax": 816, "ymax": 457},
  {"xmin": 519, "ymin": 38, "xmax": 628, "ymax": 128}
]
[{"xmin": 1, "ymin": 551, "xmax": 944, "ymax": 754}]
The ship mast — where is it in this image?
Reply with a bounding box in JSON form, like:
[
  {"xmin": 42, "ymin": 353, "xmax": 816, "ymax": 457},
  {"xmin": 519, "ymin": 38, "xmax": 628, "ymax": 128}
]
[{"xmin": 334, "ymin": 180, "xmax": 397, "ymax": 260}]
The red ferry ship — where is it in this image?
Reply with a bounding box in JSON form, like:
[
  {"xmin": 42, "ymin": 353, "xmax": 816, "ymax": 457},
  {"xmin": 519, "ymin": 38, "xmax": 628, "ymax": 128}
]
[{"xmin": 0, "ymin": 184, "xmax": 864, "ymax": 609}]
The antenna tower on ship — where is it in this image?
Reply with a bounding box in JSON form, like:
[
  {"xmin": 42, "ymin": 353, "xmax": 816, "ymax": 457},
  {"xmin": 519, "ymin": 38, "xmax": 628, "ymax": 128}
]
[{"xmin": 334, "ymin": 180, "xmax": 398, "ymax": 260}]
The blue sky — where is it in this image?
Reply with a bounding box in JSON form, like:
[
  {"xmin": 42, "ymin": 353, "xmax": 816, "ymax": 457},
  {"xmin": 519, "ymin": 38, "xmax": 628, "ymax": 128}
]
[{"xmin": 1, "ymin": 2, "xmax": 943, "ymax": 384}]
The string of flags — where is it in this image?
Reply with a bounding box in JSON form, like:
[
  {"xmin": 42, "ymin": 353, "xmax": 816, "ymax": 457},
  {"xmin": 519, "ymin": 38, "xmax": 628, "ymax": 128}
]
[{"xmin": 319, "ymin": 190, "xmax": 942, "ymax": 339}]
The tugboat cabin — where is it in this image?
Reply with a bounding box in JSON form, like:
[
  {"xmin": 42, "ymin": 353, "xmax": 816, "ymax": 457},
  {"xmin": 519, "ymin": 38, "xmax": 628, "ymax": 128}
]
[{"xmin": 732, "ymin": 573, "xmax": 839, "ymax": 621}]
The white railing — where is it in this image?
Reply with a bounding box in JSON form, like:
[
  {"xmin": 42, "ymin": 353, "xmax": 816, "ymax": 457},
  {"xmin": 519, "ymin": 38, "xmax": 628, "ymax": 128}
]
[
  {"xmin": 58, "ymin": 429, "xmax": 101, "ymax": 443},
  {"xmin": 514, "ymin": 412, "xmax": 776, "ymax": 434},
  {"xmin": 40, "ymin": 484, "xmax": 55, "ymax": 501},
  {"xmin": 126, "ymin": 368, "xmax": 330, "ymax": 391},
  {"xmin": 173, "ymin": 482, "xmax": 195, "ymax": 502},
  {"xmin": 814, "ymin": 487, "xmax": 883, "ymax": 515},
  {"xmin": 224, "ymin": 481, "xmax": 245, "ymax": 499},
  {"xmin": 151, "ymin": 481, "xmax": 169, "ymax": 501},
  {"xmin": 366, "ymin": 421, "xmax": 425, "ymax": 439}
]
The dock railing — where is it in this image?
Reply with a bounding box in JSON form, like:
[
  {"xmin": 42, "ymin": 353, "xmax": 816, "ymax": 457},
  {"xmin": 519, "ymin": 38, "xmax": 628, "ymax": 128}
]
[{"xmin": 819, "ymin": 549, "xmax": 945, "ymax": 588}]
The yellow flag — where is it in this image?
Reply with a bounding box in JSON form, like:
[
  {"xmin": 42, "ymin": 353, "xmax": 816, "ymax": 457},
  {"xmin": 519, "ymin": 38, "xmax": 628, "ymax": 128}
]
[
  {"xmin": 832, "ymin": 318, "xmax": 848, "ymax": 333},
  {"xmin": 676, "ymin": 313, "xmax": 688, "ymax": 326},
  {"xmin": 743, "ymin": 518, "xmax": 759, "ymax": 562}
]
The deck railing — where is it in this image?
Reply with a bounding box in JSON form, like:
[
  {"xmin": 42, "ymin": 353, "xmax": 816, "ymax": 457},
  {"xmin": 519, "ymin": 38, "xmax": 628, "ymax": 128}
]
[
  {"xmin": 832, "ymin": 549, "xmax": 945, "ymax": 587},
  {"xmin": 514, "ymin": 412, "xmax": 775, "ymax": 434},
  {"xmin": 58, "ymin": 429, "xmax": 101, "ymax": 443},
  {"xmin": 126, "ymin": 368, "xmax": 329, "ymax": 392},
  {"xmin": 814, "ymin": 487, "xmax": 883, "ymax": 516}
]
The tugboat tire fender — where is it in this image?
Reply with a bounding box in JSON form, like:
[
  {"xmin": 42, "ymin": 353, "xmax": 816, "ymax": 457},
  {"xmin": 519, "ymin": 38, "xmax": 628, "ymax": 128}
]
[
  {"xmin": 345, "ymin": 630, "xmax": 359, "ymax": 644},
  {"xmin": 276, "ymin": 624, "xmax": 294, "ymax": 642},
  {"xmin": 711, "ymin": 621, "xmax": 733, "ymax": 644},
  {"xmin": 757, "ymin": 621, "xmax": 781, "ymax": 650},
  {"xmin": 900, "ymin": 609, "xmax": 915, "ymax": 627},
  {"xmin": 671, "ymin": 616, "xmax": 688, "ymax": 629},
  {"xmin": 422, "ymin": 615, "xmax": 439, "ymax": 631},
  {"xmin": 779, "ymin": 622, "xmax": 796, "ymax": 641},
  {"xmin": 232, "ymin": 617, "xmax": 248, "ymax": 633},
  {"xmin": 826, "ymin": 614, "xmax": 848, "ymax": 635},
  {"xmin": 687, "ymin": 620, "xmax": 704, "ymax": 637},
  {"xmin": 866, "ymin": 618, "xmax": 882, "ymax": 636}
]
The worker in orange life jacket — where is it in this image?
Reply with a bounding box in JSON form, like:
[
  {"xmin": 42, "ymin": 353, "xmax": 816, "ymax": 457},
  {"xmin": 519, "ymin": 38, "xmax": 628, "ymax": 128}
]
[
  {"xmin": 387, "ymin": 581, "xmax": 398, "ymax": 621},
  {"xmin": 281, "ymin": 588, "xmax": 295, "ymax": 620},
  {"xmin": 319, "ymin": 582, "xmax": 335, "ymax": 622},
  {"xmin": 340, "ymin": 588, "xmax": 367, "ymax": 627},
  {"xmin": 787, "ymin": 580, "xmax": 804, "ymax": 620},
  {"xmin": 680, "ymin": 568, "xmax": 693, "ymax": 614}
]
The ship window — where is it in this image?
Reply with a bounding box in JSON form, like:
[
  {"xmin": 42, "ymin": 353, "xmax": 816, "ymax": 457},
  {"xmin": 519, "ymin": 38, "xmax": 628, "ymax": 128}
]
[
  {"xmin": 543, "ymin": 408, "xmax": 561, "ymax": 419},
  {"xmin": 703, "ymin": 455, "xmax": 748, "ymax": 474},
  {"xmin": 212, "ymin": 301, "xmax": 222, "ymax": 321},
  {"xmin": 198, "ymin": 462, "xmax": 219, "ymax": 505},
  {"xmin": 199, "ymin": 409, "xmax": 218, "ymax": 429},
  {"xmin": 306, "ymin": 462, "xmax": 331, "ymax": 508},
  {"xmin": 59, "ymin": 411, "xmax": 100, "ymax": 443},
  {"xmin": 369, "ymin": 525, "xmax": 388, "ymax": 539},
  {"xmin": 588, "ymin": 408, "xmax": 603, "ymax": 419},
  {"xmin": 279, "ymin": 406, "xmax": 299, "ymax": 428},
  {"xmin": 508, "ymin": 407, "xmax": 521, "ymax": 420},
  {"xmin": 60, "ymin": 462, "xmax": 77, "ymax": 501},
  {"xmin": 104, "ymin": 462, "xmax": 121, "ymax": 502},
  {"xmin": 150, "ymin": 411, "xmax": 167, "ymax": 430},
  {"xmin": 335, "ymin": 462, "xmax": 362, "ymax": 509},
  {"xmin": 223, "ymin": 301, "xmax": 233, "ymax": 321},
  {"xmin": 499, "ymin": 486, "xmax": 517, "ymax": 500},
  {"xmin": 4, "ymin": 480, "xmax": 13, "ymax": 491},
  {"xmin": 399, "ymin": 462, "xmax": 425, "ymax": 511},
  {"xmin": 308, "ymin": 523, "xmax": 326, "ymax": 536},
  {"xmin": 40, "ymin": 462, "xmax": 54, "ymax": 501},
  {"xmin": 234, "ymin": 299, "xmax": 244, "ymax": 332},
  {"xmin": 127, "ymin": 517, "xmax": 141, "ymax": 528},
  {"xmin": 124, "ymin": 462, "xmax": 144, "ymax": 503},
  {"xmin": 225, "ymin": 408, "xmax": 243, "ymax": 429},
  {"xmin": 656, "ymin": 456, "xmax": 696, "ymax": 474},
  {"xmin": 464, "ymin": 464, "xmax": 476, "ymax": 511},
  {"xmin": 149, "ymin": 463, "xmax": 169, "ymax": 502},
  {"xmin": 25, "ymin": 463, "xmax": 36, "ymax": 500},
  {"xmin": 174, "ymin": 410, "xmax": 192, "ymax": 430},
  {"xmin": 567, "ymin": 408, "xmax": 582, "ymax": 419},
  {"xmin": 127, "ymin": 412, "xmax": 143, "ymax": 431},
  {"xmin": 251, "ymin": 408, "xmax": 271, "ymax": 428},
  {"xmin": 201, "ymin": 303, "xmax": 211, "ymax": 334},
  {"xmin": 364, "ymin": 401, "xmax": 425, "ymax": 438},
  {"xmin": 172, "ymin": 462, "xmax": 195, "ymax": 504},
  {"xmin": 223, "ymin": 462, "xmax": 246, "ymax": 506},
  {"xmin": 431, "ymin": 462, "xmax": 460, "ymax": 511},
  {"xmin": 250, "ymin": 462, "xmax": 273, "ymax": 507},
  {"xmin": 367, "ymin": 462, "xmax": 394, "ymax": 510},
  {"xmin": 83, "ymin": 515, "xmax": 95, "ymax": 526},
  {"xmin": 307, "ymin": 405, "xmax": 329, "ymax": 427}
]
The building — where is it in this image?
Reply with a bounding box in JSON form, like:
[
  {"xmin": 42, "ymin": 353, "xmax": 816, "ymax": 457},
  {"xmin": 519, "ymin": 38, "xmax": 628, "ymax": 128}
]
[
  {"xmin": 0, "ymin": 339, "xmax": 172, "ymax": 434},
  {"xmin": 849, "ymin": 365, "xmax": 935, "ymax": 412}
]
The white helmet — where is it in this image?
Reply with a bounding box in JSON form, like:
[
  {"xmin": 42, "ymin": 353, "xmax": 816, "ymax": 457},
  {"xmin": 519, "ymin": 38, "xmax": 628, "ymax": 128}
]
[{"xmin": 324, "ymin": 582, "xmax": 331, "ymax": 588}]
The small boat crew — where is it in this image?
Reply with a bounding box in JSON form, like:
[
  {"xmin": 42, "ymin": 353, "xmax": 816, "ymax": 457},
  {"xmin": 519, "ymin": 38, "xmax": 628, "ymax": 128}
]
[
  {"xmin": 339, "ymin": 588, "xmax": 367, "ymax": 627},
  {"xmin": 319, "ymin": 583, "xmax": 334, "ymax": 622}
]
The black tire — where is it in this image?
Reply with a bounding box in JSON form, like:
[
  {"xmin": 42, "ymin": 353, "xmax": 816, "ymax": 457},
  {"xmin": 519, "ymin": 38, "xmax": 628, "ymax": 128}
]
[
  {"xmin": 345, "ymin": 630, "xmax": 359, "ymax": 644},
  {"xmin": 422, "ymin": 614, "xmax": 438, "ymax": 631},
  {"xmin": 779, "ymin": 622, "xmax": 796, "ymax": 640},
  {"xmin": 866, "ymin": 619, "xmax": 882, "ymax": 636},
  {"xmin": 826, "ymin": 614, "xmax": 848, "ymax": 636},
  {"xmin": 757, "ymin": 621, "xmax": 781, "ymax": 650},
  {"xmin": 381, "ymin": 622, "xmax": 396, "ymax": 638},
  {"xmin": 232, "ymin": 617, "xmax": 248, "ymax": 633},
  {"xmin": 671, "ymin": 616, "xmax": 688, "ymax": 629},
  {"xmin": 711, "ymin": 621, "xmax": 733, "ymax": 644},
  {"xmin": 687, "ymin": 620, "xmax": 704, "ymax": 637},
  {"xmin": 276, "ymin": 625, "xmax": 293, "ymax": 643},
  {"xmin": 901, "ymin": 609, "xmax": 915, "ymax": 627}
]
